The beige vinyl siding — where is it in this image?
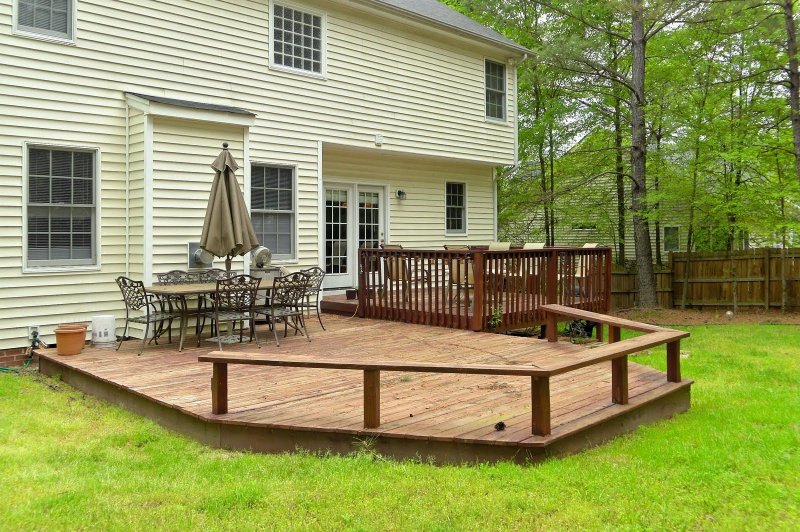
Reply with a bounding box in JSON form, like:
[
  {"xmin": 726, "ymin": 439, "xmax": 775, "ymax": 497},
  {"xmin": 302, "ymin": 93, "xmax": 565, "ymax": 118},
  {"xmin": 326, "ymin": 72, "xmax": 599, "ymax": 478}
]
[
  {"xmin": 323, "ymin": 146, "xmax": 495, "ymax": 247},
  {"xmin": 0, "ymin": 0, "xmax": 517, "ymax": 348},
  {"xmin": 151, "ymin": 120, "xmax": 246, "ymax": 277}
]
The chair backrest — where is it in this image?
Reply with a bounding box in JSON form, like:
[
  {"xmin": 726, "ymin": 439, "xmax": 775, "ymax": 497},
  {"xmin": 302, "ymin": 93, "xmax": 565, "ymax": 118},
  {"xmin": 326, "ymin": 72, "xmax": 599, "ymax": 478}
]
[
  {"xmin": 271, "ymin": 272, "xmax": 310, "ymax": 307},
  {"xmin": 214, "ymin": 275, "xmax": 260, "ymax": 312},
  {"xmin": 448, "ymin": 258, "xmax": 475, "ymax": 285},
  {"xmin": 158, "ymin": 270, "xmax": 196, "ymax": 285},
  {"xmin": 116, "ymin": 276, "xmax": 148, "ymax": 311},
  {"xmin": 488, "ymin": 241, "xmax": 511, "ymax": 251},
  {"xmin": 199, "ymin": 268, "xmax": 235, "ymax": 283},
  {"xmin": 523, "ymin": 242, "xmax": 546, "ymax": 250},
  {"xmin": 444, "ymin": 244, "xmax": 470, "ymax": 251},
  {"xmin": 299, "ymin": 267, "xmax": 325, "ymax": 295},
  {"xmin": 385, "ymin": 256, "xmax": 409, "ymax": 281}
]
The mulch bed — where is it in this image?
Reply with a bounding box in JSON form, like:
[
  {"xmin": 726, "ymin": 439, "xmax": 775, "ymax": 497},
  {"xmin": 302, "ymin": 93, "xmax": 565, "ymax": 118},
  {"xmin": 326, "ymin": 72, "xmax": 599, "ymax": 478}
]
[{"xmin": 613, "ymin": 308, "xmax": 800, "ymax": 326}]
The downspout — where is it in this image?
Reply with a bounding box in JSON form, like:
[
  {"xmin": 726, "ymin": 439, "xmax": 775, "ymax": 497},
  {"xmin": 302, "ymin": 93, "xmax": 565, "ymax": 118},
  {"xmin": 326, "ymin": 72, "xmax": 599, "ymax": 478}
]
[{"xmin": 124, "ymin": 103, "xmax": 130, "ymax": 277}]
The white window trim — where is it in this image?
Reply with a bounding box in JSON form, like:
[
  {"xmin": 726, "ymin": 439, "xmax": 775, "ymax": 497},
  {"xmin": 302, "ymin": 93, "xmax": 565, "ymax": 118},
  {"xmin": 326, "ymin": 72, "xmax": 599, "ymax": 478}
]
[
  {"xmin": 445, "ymin": 181, "xmax": 468, "ymax": 236},
  {"xmin": 484, "ymin": 57, "xmax": 508, "ymax": 123},
  {"xmin": 12, "ymin": 0, "xmax": 77, "ymax": 45},
  {"xmin": 250, "ymin": 161, "xmax": 299, "ymax": 262},
  {"xmin": 268, "ymin": 0, "xmax": 328, "ymax": 80},
  {"xmin": 22, "ymin": 141, "xmax": 102, "ymax": 274}
]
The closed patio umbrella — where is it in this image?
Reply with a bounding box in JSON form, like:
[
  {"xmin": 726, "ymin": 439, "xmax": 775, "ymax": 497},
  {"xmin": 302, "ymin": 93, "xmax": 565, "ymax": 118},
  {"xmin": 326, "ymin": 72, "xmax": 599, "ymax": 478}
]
[{"xmin": 200, "ymin": 143, "xmax": 259, "ymax": 270}]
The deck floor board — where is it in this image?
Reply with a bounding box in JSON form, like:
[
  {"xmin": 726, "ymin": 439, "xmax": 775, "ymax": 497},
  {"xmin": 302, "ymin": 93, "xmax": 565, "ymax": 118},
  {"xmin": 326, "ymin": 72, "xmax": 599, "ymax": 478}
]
[{"xmin": 36, "ymin": 314, "xmax": 690, "ymax": 460}]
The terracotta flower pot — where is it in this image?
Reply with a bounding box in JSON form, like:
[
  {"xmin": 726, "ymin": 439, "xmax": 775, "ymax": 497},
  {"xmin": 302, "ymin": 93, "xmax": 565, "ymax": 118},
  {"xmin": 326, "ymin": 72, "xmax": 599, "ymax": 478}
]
[{"xmin": 55, "ymin": 327, "xmax": 86, "ymax": 356}]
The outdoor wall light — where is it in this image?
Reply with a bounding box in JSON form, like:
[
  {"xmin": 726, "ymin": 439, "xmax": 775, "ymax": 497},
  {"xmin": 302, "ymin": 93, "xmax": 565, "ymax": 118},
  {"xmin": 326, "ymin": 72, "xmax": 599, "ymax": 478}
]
[{"xmin": 396, "ymin": 189, "xmax": 407, "ymax": 200}]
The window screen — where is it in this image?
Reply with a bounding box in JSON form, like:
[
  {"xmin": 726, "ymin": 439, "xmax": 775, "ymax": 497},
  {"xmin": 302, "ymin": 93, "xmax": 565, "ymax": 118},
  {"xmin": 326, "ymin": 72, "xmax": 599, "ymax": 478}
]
[
  {"xmin": 17, "ymin": 0, "xmax": 72, "ymax": 40},
  {"xmin": 272, "ymin": 3, "xmax": 323, "ymax": 74},
  {"xmin": 485, "ymin": 60, "xmax": 506, "ymax": 120},
  {"xmin": 27, "ymin": 147, "xmax": 95, "ymax": 266},
  {"xmin": 445, "ymin": 182, "xmax": 466, "ymax": 233},
  {"xmin": 251, "ymin": 165, "xmax": 295, "ymax": 259}
]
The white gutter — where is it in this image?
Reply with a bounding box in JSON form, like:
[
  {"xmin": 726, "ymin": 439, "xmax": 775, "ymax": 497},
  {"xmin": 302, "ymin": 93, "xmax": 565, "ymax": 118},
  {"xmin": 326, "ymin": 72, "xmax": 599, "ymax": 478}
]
[{"xmin": 124, "ymin": 103, "xmax": 130, "ymax": 277}]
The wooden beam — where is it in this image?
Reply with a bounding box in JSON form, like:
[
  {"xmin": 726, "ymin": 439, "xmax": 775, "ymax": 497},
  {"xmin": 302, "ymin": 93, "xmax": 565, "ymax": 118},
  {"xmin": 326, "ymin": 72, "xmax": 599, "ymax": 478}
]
[
  {"xmin": 546, "ymin": 310, "xmax": 557, "ymax": 342},
  {"xmin": 531, "ymin": 375, "xmax": 551, "ymax": 436},
  {"xmin": 364, "ymin": 369, "xmax": 380, "ymax": 428},
  {"xmin": 667, "ymin": 340, "xmax": 681, "ymax": 382},
  {"xmin": 211, "ymin": 362, "xmax": 228, "ymax": 415},
  {"xmin": 471, "ymin": 251, "xmax": 485, "ymax": 331},
  {"xmin": 612, "ymin": 356, "xmax": 628, "ymax": 404}
]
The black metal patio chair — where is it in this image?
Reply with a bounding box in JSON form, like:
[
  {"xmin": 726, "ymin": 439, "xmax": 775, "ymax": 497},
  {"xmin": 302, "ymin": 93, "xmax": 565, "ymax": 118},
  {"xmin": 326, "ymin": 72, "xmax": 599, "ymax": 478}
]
[
  {"xmin": 298, "ymin": 267, "xmax": 326, "ymax": 330},
  {"xmin": 116, "ymin": 276, "xmax": 183, "ymax": 355},
  {"xmin": 256, "ymin": 272, "xmax": 311, "ymax": 347},
  {"xmin": 199, "ymin": 274, "xmax": 261, "ymax": 351}
]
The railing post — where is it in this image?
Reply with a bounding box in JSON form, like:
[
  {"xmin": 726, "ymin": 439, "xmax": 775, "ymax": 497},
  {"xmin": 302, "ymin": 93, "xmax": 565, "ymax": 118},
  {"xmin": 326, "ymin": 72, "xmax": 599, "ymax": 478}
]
[
  {"xmin": 667, "ymin": 340, "xmax": 681, "ymax": 382},
  {"xmin": 357, "ymin": 250, "xmax": 366, "ymax": 318},
  {"xmin": 531, "ymin": 375, "xmax": 551, "ymax": 436},
  {"xmin": 547, "ymin": 249, "xmax": 558, "ymax": 304},
  {"xmin": 604, "ymin": 247, "xmax": 613, "ymax": 313},
  {"xmin": 211, "ymin": 362, "xmax": 228, "ymax": 415},
  {"xmin": 545, "ymin": 308, "xmax": 558, "ymax": 342},
  {"xmin": 471, "ymin": 251, "xmax": 485, "ymax": 331},
  {"xmin": 608, "ymin": 325, "xmax": 627, "ymax": 404},
  {"xmin": 364, "ymin": 369, "xmax": 381, "ymax": 428}
]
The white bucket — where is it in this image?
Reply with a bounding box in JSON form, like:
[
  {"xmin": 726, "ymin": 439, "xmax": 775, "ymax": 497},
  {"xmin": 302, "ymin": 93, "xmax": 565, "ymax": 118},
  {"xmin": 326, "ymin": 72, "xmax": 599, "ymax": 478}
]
[{"xmin": 91, "ymin": 315, "xmax": 117, "ymax": 348}]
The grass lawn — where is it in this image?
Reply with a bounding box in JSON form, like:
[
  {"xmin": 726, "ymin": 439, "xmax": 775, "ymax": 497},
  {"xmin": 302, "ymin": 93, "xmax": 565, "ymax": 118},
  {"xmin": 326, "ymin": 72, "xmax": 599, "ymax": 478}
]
[{"xmin": 1, "ymin": 324, "xmax": 798, "ymax": 530}]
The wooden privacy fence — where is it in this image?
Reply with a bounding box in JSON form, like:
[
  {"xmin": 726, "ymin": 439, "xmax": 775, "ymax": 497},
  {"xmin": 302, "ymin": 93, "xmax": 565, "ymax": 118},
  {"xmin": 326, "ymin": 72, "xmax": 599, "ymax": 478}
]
[
  {"xmin": 357, "ymin": 247, "xmax": 612, "ymax": 332},
  {"xmin": 671, "ymin": 248, "xmax": 800, "ymax": 309},
  {"xmin": 610, "ymin": 248, "xmax": 800, "ymax": 310},
  {"xmin": 611, "ymin": 267, "xmax": 674, "ymax": 309}
]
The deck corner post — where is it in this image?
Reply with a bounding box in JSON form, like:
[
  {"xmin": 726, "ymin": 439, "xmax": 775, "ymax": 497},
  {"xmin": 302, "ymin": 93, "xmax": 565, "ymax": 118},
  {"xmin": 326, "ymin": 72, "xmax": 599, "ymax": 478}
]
[
  {"xmin": 667, "ymin": 340, "xmax": 681, "ymax": 382},
  {"xmin": 609, "ymin": 325, "xmax": 621, "ymax": 344},
  {"xmin": 364, "ymin": 369, "xmax": 381, "ymax": 428},
  {"xmin": 531, "ymin": 375, "xmax": 551, "ymax": 436},
  {"xmin": 471, "ymin": 251, "xmax": 485, "ymax": 331},
  {"xmin": 611, "ymin": 355, "xmax": 629, "ymax": 404},
  {"xmin": 211, "ymin": 362, "xmax": 228, "ymax": 415},
  {"xmin": 546, "ymin": 249, "xmax": 558, "ymax": 304}
]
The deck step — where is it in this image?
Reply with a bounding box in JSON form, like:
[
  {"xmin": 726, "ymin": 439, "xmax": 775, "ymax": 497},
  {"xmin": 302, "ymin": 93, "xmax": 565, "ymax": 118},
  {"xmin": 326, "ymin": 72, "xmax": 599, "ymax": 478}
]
[{"xmin": 321, "ymin": 295, "xmax": 358, "ymax": 316}]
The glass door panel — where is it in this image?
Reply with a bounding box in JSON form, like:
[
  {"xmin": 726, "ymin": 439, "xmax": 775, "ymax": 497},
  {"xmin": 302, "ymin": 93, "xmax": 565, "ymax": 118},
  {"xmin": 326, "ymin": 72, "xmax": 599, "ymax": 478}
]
[
  {"xmin": 325, "ymin": 188, "xmax": 349, "ymax": 276},
  {"xmin": 358, "ymin": 190, "xmax": 381, "ymax": 249}
]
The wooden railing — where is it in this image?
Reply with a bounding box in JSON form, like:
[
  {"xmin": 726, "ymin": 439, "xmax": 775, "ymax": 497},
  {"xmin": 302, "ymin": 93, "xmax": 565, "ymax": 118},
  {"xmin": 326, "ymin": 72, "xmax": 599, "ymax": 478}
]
[
  {"xmin": 357, "ymin": 247, "xmax": 612, "ymax": 332},
  {"xmin": 199, "ymin": 311, "xmax": 687, "ymax": 436}
]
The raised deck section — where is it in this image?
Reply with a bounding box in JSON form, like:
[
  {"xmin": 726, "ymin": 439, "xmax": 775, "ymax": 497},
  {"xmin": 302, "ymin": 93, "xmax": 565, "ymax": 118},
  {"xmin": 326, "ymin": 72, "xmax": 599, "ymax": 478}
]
[{"xmin": 36, "ymin": 315, "xmax": 691, "ymax": 464}]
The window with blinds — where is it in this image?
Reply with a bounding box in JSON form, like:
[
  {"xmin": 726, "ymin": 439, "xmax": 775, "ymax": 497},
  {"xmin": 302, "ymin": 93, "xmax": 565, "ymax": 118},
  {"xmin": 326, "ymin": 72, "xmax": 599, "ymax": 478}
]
[
  {"xmin": 485, "ymin": 60, "xmax": 506, "ymax": 120},
  {"xmin": 17, "ymin": 0, "xmax": 73, "ymax": 40},
  {"xmin": 251, "ymin": 165, "xmax": 295, "ymax": 260},
  {"xmin": 445, "ymin": 182, "xmax": 466, "ymax": 234},
  {"xmin": 27, "ymin": 147, "xmax": 96, "ymax": 266},
  {"xmin": 271, "ymin": 3, "xmax": 324, "ymax": 75}
]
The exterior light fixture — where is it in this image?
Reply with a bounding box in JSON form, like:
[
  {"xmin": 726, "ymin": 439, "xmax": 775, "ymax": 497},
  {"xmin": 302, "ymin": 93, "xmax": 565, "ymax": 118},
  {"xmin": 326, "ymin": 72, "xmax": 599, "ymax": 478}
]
[{"xmin": 396, "ymin": 189, "xmax": 407, "ymax": 200}]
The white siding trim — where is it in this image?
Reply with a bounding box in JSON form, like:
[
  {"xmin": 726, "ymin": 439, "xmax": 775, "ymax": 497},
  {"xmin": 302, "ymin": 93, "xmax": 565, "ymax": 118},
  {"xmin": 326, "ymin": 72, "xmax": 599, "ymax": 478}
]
[
  {"xmin": 317, "ymin": 141, "xmax": 325, "ymax": 270},
  {"xmin": 21, "ymin": 141, "xmax": 102, "ymax": 274},
  {"xmin": 143, "ymin": 114, "xmax": 154, "ymax": 286},
  {"xmin": 268, "ymin": 0, "xmax": 328, "ymax": 80},
  {"xmin": 492, "ymin": 173, "xmax": 498, "ymax": 241},
  {"xmin": 243, "ymin": 129, "xmax": 251, "ymax": 275}
]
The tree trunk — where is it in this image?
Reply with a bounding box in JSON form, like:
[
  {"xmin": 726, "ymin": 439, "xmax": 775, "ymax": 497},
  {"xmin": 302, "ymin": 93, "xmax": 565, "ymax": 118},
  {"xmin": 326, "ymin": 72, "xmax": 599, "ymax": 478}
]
[
  {"xmin": 630, "ymin": 0, "xmax": 658, "ymax": 307},
  {"xmin": 548, "ymin": 124, "xmax": 556, "ymax": 246},
  {"xmin": 611, "ymin": 36, "xmax": 626, "ymax": 265},
  {"xmin": 783, "ymin": 0, "xmax": 800, "ymax": 184}
]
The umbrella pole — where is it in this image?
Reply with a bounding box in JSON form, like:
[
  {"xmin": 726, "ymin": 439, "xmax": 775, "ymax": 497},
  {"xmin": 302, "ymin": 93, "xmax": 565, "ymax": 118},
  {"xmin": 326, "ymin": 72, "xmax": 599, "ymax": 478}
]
[{"xmin": 225, "ymin": 255, "xmax": 233, "ymax": 272}]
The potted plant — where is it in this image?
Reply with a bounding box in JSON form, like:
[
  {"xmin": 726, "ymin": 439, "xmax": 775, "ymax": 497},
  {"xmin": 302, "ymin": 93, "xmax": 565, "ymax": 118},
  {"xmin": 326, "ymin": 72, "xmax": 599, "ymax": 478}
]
[{"xmin": 345, "ymin": 286, "xmax": 358, "ymax": 300}]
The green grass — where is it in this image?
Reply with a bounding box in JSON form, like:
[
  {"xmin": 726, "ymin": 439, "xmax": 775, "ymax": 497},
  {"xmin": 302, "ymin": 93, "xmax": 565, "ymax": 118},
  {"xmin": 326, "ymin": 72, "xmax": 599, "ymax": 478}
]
[{"xmin": 1, "ymin": 324, "xmax": 798, "ymax": 530}]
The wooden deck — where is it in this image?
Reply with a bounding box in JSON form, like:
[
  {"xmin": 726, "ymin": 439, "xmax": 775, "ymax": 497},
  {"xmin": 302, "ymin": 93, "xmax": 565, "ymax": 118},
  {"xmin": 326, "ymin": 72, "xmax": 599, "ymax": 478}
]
[{"xmin": 36, "ymin": 315, "xmax": 691, "ymax": 464}]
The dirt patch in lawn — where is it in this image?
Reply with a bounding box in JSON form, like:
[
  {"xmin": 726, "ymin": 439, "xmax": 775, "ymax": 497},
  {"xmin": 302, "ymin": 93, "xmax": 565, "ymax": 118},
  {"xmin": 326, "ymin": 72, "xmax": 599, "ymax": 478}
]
[{"xmin": 613, "ymin": 307, "xmax": 800, "ymax": 326}]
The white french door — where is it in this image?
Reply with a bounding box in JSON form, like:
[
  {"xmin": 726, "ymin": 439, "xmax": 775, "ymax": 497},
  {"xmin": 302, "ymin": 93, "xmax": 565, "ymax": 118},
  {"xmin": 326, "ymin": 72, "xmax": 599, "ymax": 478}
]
[{"xmin": 323, "ymin": 184, "xmax": 385, "ymax": 289}]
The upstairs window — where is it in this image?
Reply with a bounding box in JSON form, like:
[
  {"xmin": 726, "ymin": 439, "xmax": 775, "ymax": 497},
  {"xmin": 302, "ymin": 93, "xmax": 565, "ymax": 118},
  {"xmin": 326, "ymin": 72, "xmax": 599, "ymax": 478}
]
[
  {"xmin": 485, "ymin": 60, "xmax": 506, "ymax": 120},
  {"xmin": 445, "ymin": 182, "xmax": 466, "ymax": 234},
  {"xmin": 271, "ymin": 2, "xmax": 324, "ymax": 76},
  {"xmin": 251, "ymin": 165, "xmax": 295, "ymax": 260},
  {"xmin": 27, "ymin": 146, "xmax": 97, "ymax": 267},
  {"xmin": 16, "ymin": 0, "xmax": 74, "ymax": 41}
]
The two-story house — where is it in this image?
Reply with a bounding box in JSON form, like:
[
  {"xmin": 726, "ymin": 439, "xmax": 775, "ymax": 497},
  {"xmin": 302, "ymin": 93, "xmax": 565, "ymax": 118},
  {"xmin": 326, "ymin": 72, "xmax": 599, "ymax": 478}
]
[{"xmin": 0, "ymin": 0, "xmax": 528, "ymax": 349}]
